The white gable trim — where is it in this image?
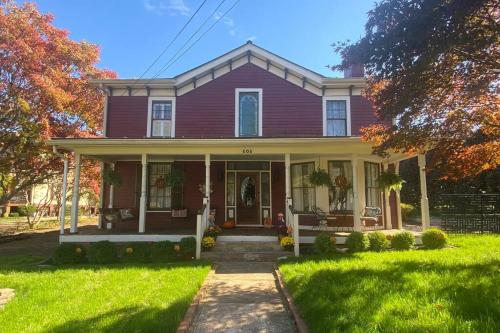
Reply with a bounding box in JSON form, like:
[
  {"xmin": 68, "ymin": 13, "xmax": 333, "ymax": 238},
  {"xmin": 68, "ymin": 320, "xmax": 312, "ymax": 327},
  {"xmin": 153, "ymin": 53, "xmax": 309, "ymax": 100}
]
[
  {"xmin": 234, "ymin": 88, "xmax": 263, "ymax": 137},
  {"xmin": 147, "ymin": 96, "xmax": 176, "ymax": 138}
]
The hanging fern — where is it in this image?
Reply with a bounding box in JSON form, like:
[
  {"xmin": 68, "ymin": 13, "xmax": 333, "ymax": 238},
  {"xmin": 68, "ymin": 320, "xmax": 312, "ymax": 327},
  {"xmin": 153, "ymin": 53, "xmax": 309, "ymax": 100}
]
[
  {"xmin": 309, "ymin": 168, "xmax": 332, "ymax": 188},
  {"xmin": 377, "ymin": 171, "xmax": 405, "ymax": 191},
  {"xmin": 103, "ymin": 167, "xmax": 123, "ymax": 187}
]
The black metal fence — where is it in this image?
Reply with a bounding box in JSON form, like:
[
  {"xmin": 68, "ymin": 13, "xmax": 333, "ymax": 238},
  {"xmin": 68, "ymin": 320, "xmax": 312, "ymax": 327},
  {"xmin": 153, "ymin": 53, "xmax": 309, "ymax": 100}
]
[{"xmin": 440, "ymin": 194, "xmax": 500, "ymax": 233}]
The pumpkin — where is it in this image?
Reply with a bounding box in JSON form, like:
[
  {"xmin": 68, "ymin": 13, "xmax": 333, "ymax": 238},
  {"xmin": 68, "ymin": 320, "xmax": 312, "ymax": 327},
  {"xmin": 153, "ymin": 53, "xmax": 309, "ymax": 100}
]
[
  {"xmin": 222, "ymin": 220, "xmax": 236, "ymax": 229},
  {"xmin": 263, "ymin": 217, "xmax": 273, "ymax": 229},
  {"xmin": 174, "ymin": 244, "xmax": 181, "ymax": 252},
  {"xmin": 75, "ymin": 247, "xmax": 82, "ymax": 254},
  {"xmin": 125, "ymin": 247, "xmax": 133, "ymax": 254}
]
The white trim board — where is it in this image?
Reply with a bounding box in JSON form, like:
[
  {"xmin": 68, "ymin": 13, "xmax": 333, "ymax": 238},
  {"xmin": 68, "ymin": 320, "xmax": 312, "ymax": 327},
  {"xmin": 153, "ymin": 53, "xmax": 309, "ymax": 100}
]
[
  {"xmin": 147, "ymin": 96, "xmax": 176, "ymax": 138},
  {"xmin": 59, "ymin": 234, "xmax": 193, "ymax": 243}
]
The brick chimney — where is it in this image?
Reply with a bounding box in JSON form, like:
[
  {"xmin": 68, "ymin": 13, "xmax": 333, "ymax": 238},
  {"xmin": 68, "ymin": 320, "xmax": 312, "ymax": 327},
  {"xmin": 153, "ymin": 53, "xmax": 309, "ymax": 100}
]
[{"xmin": 344, "ymin": 64, "xmax": 365, "ymax": 78}]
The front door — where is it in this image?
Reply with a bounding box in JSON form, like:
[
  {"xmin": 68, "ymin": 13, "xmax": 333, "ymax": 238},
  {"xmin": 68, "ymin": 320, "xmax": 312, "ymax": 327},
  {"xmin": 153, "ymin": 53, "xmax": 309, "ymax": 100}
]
[{"xmin": 237, "ymin": 172, "xmax": 260, "ymax": 225}]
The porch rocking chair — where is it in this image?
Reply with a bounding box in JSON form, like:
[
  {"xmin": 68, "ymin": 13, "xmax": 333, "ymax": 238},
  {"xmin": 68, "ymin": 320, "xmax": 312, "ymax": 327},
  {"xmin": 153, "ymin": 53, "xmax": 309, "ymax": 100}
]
[{"xmin": 360, "ymin": 207, "xmax": 382, "ymax": 230}]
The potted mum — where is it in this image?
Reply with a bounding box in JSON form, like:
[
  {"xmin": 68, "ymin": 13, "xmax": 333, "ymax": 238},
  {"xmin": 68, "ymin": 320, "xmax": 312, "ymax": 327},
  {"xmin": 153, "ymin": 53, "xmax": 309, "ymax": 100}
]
[
  {"xmin": 202, "ymin": 236, "xmax": 216, "ymax": 251},
  {"xmin": 280, "ymin": 236, "xmax": 294, "ymax": 251}
]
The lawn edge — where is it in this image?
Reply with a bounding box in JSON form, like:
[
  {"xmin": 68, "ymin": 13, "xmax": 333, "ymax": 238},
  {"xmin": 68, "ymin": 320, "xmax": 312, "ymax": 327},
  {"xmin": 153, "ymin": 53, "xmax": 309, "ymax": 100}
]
[
  {"xmin": 274, "ymin": 266, "xmax": 310, "ymax": 333},
  {"xmin": 176, "ymin": 268, "xmax": 214, "ymax": 333}
]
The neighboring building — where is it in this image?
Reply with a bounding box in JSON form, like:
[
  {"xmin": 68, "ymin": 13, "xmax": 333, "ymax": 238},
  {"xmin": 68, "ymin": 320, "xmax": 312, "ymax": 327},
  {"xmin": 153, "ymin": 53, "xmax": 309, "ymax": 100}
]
[{"xmin": 50, "ymin": 42, "xmax": 430, "ymax": 256}]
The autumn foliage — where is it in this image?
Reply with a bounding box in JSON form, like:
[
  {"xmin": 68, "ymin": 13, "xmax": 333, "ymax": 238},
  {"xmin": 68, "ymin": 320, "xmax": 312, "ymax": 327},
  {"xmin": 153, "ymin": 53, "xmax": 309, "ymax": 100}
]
[
  {"xmin": 333, "ymin": 0, "xmax": 499, "ymax": 179},
  {"xmin": 0, "ymin": 1, "xmax": 115, "ymax": 205}
]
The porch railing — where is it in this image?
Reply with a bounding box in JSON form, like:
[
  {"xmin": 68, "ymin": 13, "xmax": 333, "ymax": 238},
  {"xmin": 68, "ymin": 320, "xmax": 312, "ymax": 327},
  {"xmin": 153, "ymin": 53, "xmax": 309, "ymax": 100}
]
[
  {"xmin": 440, "ymin": 194, "xmax": 500, "ymax": 234},
  {"xmin": 195, "ymin": 203, "xmax": 207, "ymax": 259}
]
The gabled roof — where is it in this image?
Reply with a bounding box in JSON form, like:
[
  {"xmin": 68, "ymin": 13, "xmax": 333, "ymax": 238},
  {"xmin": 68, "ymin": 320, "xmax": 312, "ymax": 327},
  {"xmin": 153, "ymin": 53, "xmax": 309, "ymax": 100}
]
[{"xmin": 91, "ymin": 41, "xmax": 365, "ymax": 93}]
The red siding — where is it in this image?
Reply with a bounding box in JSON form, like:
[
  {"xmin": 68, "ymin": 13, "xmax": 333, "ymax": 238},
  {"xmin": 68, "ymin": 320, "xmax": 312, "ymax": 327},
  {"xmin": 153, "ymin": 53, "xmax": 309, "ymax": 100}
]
[
  {"xmin": 350, "ymin": 96, "xmax": 380, "ymax": 136},
  {"xmin": 176, "ymin": 63, "xmax": 322, "ymax": 138},
  {"xmin": 107, "ymin": 96, "xmax": 148, "ymax": 138}
]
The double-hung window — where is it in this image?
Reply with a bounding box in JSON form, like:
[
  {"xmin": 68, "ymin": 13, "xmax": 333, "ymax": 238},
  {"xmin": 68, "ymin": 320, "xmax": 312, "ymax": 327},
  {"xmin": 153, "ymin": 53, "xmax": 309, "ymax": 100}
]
[
  {"xmin": 328, "ymin": 161, "xmax": 353, "ymax": 212},
  {"xmin": 148, "ymin": 163, "xmax": 172, "ymax": 210},
  {"xmin": 148, "ymin": 98, "xmax": 175, "ymax": 137},
  {"xmin": 235, "ymin": 89, "xmax": 262, "ymax": 137},
  {"xmin": 291, "ymin": 162, "xmax": 315, "ymax": 212},
  {"xmin": 324, "ymin": 98, "xmax": 349, "ymax": 136},
  {"xmin": 365, "ymin": 162, "xmax": 381, "ymax": 208}
]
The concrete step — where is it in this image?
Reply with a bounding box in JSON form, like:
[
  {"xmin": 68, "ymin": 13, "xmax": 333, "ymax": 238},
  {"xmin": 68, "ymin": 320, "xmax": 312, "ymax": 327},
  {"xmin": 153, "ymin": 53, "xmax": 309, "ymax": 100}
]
[
  {"xmin": 212, "ymin": 241, "xmax": 283, "ymax": 253},
  {"xmin": 201, "ymin": 251, "xmax": 293, "ymax": 262}
]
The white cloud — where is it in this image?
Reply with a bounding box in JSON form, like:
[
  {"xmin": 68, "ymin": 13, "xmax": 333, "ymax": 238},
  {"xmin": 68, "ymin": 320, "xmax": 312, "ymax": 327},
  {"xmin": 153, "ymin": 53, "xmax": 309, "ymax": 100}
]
[
  {"xmin": 143, "ymin": 0, "xmax": 190, "ymax": 16},
  {"xmin": 245, "ymin": 35, "xmax": 257, "ymax": 42},
  {"xmin": 214, "ymin": 11, "xmax": 237, "ymax": 37}
]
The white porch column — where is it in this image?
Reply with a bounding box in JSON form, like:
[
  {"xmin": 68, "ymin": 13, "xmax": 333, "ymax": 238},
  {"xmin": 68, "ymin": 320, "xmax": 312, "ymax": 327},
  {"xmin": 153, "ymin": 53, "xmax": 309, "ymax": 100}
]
[
  {"xmin": 59, "ymin": 157, "xmax": 69, "ymax": 235},
  {"xmin": 383, "ymin": 163, "xmax": 393, "ymax": 229},
  {"xmin": 352, "ymin": 158, "xmax": 361, "ymax": 231},
  {"xmin": 418, "ymin": 154, "xmax": 430, "ymax": 230},
  {"xmin": 285, "ymin": 153, "xmax": 291, "ymax": 225},
  {"xmin": 70, "ymin": 153, "xmax": 81, "ymax": 234},
  {"xmin": 139, "ymin": 154, "xmax": 147, "ymax": 233},
  {"xmin": 98, "ymin": 161, "xmax": 105, "ymax": 229},
  {"xmin": 205, "ymin": 154, "xmax": 211, "ymax": 229},
  {"xmin": 108, "ymin": 163, "xmax": 115, "ymax": 209},
  {"xmin": 395, "ymin": 162, "xmax": 403, "ymax": 229}
]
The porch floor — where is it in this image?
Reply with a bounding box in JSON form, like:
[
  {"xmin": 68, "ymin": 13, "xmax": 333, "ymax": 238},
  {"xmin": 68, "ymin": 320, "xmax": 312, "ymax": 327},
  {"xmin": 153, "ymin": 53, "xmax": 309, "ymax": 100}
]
[{"xmin": 67, "ymin": 225, "xmax": 195, "ymax": 235}]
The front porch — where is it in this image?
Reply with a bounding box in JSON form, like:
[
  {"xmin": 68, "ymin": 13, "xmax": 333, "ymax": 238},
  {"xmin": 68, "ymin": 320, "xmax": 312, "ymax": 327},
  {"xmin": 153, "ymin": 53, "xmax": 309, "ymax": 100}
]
[{"xmin": 51, "ymin": 137, "xmax": 431, "ymax": 257}]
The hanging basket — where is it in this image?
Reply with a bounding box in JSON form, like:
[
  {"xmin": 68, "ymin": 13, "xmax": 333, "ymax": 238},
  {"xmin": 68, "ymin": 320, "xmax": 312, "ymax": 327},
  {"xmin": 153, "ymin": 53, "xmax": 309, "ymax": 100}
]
[
  {"xmin": 309, "ymin": 168, "xmax": 332, "ymax": 188},
  {"xmin": 103, "ymin": 167, "xmax": 123, "ymax": 187},
  {"xmin": 377, "ymin": 171, "xmax": 405, "ymax": 191}
]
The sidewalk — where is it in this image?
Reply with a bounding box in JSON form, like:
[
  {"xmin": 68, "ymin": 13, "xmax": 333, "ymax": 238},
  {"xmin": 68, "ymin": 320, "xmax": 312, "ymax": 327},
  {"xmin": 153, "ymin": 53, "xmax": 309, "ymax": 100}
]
[{"xmin": 189, "ymin": 262, "xmax": 297, "ymax": 333}]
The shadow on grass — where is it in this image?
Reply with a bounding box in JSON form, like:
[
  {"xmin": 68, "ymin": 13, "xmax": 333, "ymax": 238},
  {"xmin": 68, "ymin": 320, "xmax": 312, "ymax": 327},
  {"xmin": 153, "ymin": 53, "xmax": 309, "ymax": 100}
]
[
  {"xmin": 44, "ymin": 297, "xmax": 192, "ymax": 333},
  {"xmin": 284, "ymin": 258, "xmax": 500, "ymax": 333}
]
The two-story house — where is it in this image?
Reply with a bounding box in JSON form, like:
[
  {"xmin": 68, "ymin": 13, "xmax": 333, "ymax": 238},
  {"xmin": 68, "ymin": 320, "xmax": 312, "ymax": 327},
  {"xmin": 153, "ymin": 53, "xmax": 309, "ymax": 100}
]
[{"xmin": 50, "ymin": 42, "xmax": 430, "ymax": 256}]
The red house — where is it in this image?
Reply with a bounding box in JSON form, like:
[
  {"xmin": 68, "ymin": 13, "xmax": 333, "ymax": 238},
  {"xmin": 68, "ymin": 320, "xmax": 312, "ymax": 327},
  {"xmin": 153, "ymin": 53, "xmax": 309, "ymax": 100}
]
[{"xmin": 50, "ymin": 42, "xmax": 430, "ymax": 256}]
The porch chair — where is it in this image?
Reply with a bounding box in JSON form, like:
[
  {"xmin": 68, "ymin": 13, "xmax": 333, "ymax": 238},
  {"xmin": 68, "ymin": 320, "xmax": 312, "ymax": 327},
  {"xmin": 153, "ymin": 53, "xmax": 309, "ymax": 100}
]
[
  {"xmin": 360, "ymin": 207, "xmax": 382, "ymax": 230},
  {"xmin": 311, "ymin": 206, "xmax": 328, "ymax": 231}
]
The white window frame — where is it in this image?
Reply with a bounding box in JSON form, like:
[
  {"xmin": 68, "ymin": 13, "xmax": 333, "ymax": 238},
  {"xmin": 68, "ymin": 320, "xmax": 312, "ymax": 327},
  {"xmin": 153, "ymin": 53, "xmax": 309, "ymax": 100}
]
[
  {"xmin": 322, "ymin": 96, "xmax": 351, "ymax": 137},
  {"xmin": 147, "ymin": 96, "xmax": 176, "ymax": 138},
  {"xmin": 235, "ymin": 88, "xmax": 263, "ymax": 137}
]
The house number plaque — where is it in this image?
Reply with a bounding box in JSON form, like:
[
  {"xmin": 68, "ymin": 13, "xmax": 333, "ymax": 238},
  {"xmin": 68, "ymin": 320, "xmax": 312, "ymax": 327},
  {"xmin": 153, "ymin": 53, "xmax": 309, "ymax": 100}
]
[{"xmin": 242, "ymin": 148, "xmax": 253, "ymax": 154}]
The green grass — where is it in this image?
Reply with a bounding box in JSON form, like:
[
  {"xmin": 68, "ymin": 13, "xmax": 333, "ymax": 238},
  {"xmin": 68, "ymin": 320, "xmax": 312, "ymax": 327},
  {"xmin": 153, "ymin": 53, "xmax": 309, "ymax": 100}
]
[
  {"xmin": 0, "ymin": 256, "xmax": 210, "ymax": 333},
  {"xmin": 279, "ymin": 235, "xmax": 500, "ymax": 333}
]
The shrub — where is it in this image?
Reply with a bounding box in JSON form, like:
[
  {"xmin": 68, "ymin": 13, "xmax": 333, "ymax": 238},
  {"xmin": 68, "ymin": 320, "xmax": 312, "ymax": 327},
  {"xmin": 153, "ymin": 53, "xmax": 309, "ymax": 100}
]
[
  {"xmin": 180, "ymin": 237, "xmax": 196, "ymax": 257},
  {"xmin": 346, "ymin": 231, "xmax": 369, "ymax": 252},
  {"xmin": 9, "ymin": 212, "xmax": 19, "ymax": 217},
  {"xmin": 151, "ymin": 241, "xmax": 176, "ymax": 262},
  {"xmin": 391, "ymin": 231, "xmax": 415, "ymax": 250},
  {"xmin": 202, "ymin": 236, "xmax": 216, "ymax": 250},
  {"xmin": 422, "ymin": 228, "xmax": 448, "ymax": 249},
  {"xmin": 122, "ymin": 243, "xmax": 152, "ymax": 262},
  {"xmin": 314, "ymin": 233, "xmax": 335, "ymax": 255},
  {"xmin": 18, "ymin": 204, "xmax": 36, "ymax": 217},
  {"xmin": 400, "ymin": 203, "xmax": 416, "ymax": 222},
  {"xmin": 53, "ymin": 243, "xmax": 86, "ymax": 265},
  {"xmin": 88, "ymin": 241, "xmax": 118, "ymax": 264},
  {"xmin": 368, "ymin": 231, "xmax": 389, "ymax": 252}
]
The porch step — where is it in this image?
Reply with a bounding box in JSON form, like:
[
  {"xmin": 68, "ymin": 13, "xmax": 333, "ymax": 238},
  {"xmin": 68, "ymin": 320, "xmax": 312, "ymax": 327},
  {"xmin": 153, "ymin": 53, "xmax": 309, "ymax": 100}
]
[
  {"xmin": 201, "ymin": 241, "xmax": 290, "ymax": 262},
  {"xmin": 212, "ymin": 241, "xmax": 283, "ymax": 253},
  {"xmin": 200, "ymin": 251, "xmax": 292, "ymax": 262}
]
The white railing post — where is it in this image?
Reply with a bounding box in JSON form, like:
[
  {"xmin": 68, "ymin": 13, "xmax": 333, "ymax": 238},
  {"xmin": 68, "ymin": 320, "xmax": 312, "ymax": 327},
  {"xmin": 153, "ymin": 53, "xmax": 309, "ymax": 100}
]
[
  {"xmin": 285, "ymin": 153, "xmax": 291, "ymax": 225},
  {"xmin": 418, "ymin": 154, "xmax": 430, "ymax": 230},
  {"xmin": 98, "ymin": 161, "xmax": 105, "ymax": 229},
  {"xmin": 139, "ymin": 154, "xmax": 147, "ymax": 233},
  {"xmin": 395, "ymin": 162, "xmax": 403, "ymax": 229},
  {"xmin": 293, "ymin": 214, "xmax": 299, "ymax": 256},
  {"xmin": 196, "ymin": 213, "xmax": 202, "ymax": 259},
  {"xmin": 202, "ymin": 197, "xmax": 209, "ymax": 230},
  {"xmin": 205, "ymin": 154, "xmax": 211, "ymax": 229},
  {"xmin": 60, "ymin": 158, "xmax": 69, "ymax": 235},
  {"xmin": 383, "ymin": 163, "xmax": 393, "ymax": 229},
  {"xmin": 352, "ymin": 158, "xmax": 361, "ymax": 231},
  {"xmin": 108, "ymin": 163, "xmax": 115, "ymax": 209},
  {"xmin": 70, "ymin": 153, "xmax": 81, "ymax": 233}
]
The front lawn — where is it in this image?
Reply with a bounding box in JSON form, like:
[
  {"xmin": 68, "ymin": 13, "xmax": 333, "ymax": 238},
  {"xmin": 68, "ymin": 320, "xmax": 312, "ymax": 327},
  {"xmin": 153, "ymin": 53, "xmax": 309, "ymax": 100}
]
[
  {"xmin": 279, "ymin": 235, "xmax": 500, "ymax": 333},
  {"xmin": 0, "ymin": 256, "xmax": 210, "ymax": 333}
]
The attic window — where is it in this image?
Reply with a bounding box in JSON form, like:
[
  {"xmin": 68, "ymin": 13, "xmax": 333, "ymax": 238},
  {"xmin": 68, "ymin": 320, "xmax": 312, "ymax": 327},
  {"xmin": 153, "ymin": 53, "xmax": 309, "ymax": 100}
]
[
  {"xmin": 147, "ymin": 97, "xmax": 176, "ymax": 138},
  {"xmin": 235, "ymin": 88, "xmax": 262, "ymax": 137}
]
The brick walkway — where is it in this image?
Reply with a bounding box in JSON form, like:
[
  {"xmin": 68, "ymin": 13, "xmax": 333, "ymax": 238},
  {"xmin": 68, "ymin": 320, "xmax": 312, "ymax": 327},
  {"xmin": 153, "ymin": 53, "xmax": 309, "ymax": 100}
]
[{"xmin": 189, "ymin": 262, "xmax": 297, "ymax": 333}]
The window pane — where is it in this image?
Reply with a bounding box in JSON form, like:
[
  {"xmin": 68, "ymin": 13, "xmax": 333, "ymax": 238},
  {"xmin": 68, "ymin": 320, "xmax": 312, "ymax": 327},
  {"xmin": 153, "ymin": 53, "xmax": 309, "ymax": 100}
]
[
  {"xmin": 327, "ymin": 120, "xmax": 346, "ymax": 136},
  {"xmin": 365, "ymin": 162, "xmax": 381, "ymax": 208},
  {"xmin": 328, "ymin": 161, "xmax": 353, "ymax": 212},
  {"xmin": 148, "ymin": 163, "xmax": 172, "ymax": 209},
  {"xmin": 226, "ymin": 172, "xmax": 235, "ymax": 206},
  {"xmin": 261, "ymin": 172, "xmax": 270, "ymax": 206},
  {"xmin": 239, "ymin": 92, "xmax": 258, "ymax": 136},
  {"xmin": 326, "ymin": 101, "xmax": 346, "ymax": 118},
  {"xmin": 152, "ymin": 101, "xmax": 172, "ymax": 119},
  {"xmin": 291, "ymin": 162, "xmax": 315, "ymax": 212}
]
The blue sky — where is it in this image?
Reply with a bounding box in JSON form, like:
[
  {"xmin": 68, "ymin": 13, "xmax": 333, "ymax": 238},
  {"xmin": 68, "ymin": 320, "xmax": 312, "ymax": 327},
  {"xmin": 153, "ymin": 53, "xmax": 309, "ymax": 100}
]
[{"xmin": 32, "ymin": 0, "xmax": 375, "ymax": 78}]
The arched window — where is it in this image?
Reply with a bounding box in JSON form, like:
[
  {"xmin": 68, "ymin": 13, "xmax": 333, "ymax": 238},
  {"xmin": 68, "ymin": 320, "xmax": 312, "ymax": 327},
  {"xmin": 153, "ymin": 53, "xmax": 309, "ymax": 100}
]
[{"xmin": 236, "ymin": 89, "xmax": 262, "ymax": 137}]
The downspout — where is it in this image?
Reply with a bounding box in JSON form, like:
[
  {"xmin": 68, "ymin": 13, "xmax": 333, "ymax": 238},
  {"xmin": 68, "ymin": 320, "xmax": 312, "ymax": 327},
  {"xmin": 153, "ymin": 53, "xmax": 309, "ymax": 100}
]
[{"xmin": 53, "ymin": 146, "xmax": 69, "ymax": 235}]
